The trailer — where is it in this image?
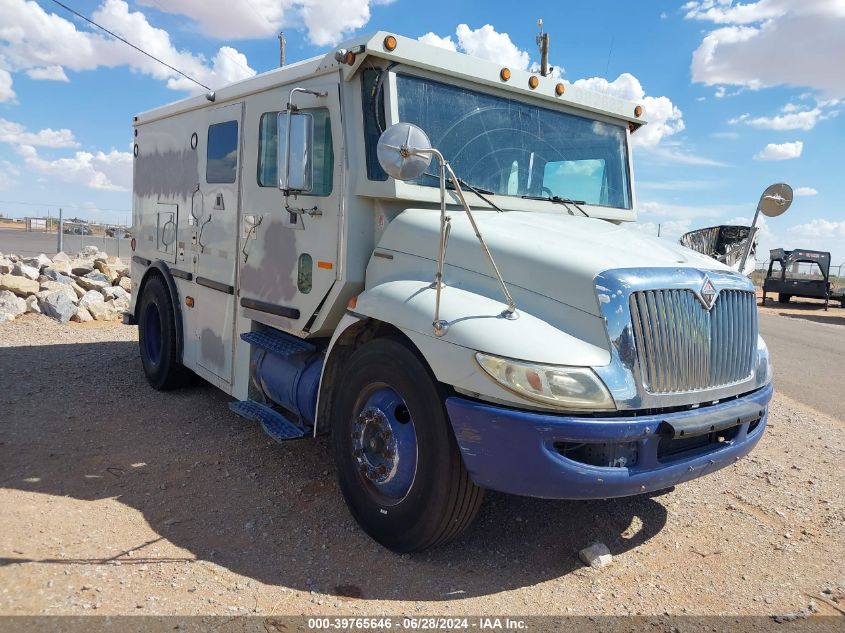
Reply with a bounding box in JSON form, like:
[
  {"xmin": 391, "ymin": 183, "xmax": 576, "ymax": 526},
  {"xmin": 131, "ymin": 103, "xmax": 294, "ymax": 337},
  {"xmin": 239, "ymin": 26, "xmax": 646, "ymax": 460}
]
[
  {"xmin": 680, "ymin": 225, "xmax": 758, "ymax": 276},
  {"xmin": 762, "ymin": 248, "xmax": 845, "ymax": 310},
  {"xmin": 127, "ymin": 32, "xmax": 774, "ymax": 552}
]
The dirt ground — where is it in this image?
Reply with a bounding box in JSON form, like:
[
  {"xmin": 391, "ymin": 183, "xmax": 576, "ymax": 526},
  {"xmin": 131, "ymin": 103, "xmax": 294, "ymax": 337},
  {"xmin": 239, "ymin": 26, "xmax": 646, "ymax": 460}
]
[
  {"xmin": 0, "ymin": 314, "xmax": 843, "ymax": 618},
  {"xmin": 756, "ymin": 289, "xmax": 845, "ymax": 326}
]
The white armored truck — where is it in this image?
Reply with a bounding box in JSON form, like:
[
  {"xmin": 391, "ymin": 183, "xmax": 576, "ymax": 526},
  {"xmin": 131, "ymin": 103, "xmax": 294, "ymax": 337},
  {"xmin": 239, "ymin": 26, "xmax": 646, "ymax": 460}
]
[{"xmin": 128, "ymin": 32, "xmax": 775, "ymax": 552}]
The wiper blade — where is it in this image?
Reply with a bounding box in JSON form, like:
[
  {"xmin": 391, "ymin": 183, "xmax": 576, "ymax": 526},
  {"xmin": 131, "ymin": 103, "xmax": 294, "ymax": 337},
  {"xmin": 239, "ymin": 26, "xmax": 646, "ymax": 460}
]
[
  {"xmin": 423, "ymin": 172, "xmax": 502, "ymax": 211},
  {"xmin": 521, "ymin": 195, "xmax": 590, "ymax": 217}
]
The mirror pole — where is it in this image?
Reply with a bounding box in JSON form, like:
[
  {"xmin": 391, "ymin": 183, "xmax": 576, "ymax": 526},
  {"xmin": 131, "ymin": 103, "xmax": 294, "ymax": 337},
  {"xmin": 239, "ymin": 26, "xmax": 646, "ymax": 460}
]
[
  {"xmin": 430, "ymin": 149, "xmax": 449, "ymax": 336},
  {"xmin": 739, "ymin": 205, "xmax": 761, "ymax": 275}
]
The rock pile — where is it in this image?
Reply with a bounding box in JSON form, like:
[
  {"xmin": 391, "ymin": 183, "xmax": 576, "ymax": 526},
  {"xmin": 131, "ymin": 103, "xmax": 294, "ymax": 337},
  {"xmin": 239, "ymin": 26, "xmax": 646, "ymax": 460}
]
[{"xmin": 0, "ymin": 246, "xmax": 132, "ymax": 324}]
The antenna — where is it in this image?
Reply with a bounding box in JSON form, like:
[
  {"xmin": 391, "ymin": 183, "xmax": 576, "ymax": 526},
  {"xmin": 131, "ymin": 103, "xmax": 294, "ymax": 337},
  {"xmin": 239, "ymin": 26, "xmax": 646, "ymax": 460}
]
[
  {"xmin": 278, "ymin": 32, "xmax": 286, "ymax": 67},
  {"xmin": 536, "ymin": 18, "xmax": 550, "ymax": 77}
]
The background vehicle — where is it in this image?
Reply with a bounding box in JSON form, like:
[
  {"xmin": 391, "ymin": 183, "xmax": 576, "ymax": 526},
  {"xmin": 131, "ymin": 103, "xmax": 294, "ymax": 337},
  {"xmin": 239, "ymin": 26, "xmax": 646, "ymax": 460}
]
[
  {"xmin": 680, "ymin": 225, "xmax": 758, "ymax": 276},
  {"xmin": 127, "ymin": 32, "xmax": 775, "ymax": 552},
  {"xmin": 762, "ymin": 248, "xmax": 845, "ymax": 310}
]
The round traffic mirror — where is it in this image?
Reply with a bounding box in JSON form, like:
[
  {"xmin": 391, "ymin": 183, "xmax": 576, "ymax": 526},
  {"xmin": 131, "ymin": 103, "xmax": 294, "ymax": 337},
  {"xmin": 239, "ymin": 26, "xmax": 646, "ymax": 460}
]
[
  {"xmin": 376, "ymin": 122, "xmax": 432, "ymax": 181},
  {"xmin": 758, "ymin": 183, "xmax": 793, "ymax": 217}
]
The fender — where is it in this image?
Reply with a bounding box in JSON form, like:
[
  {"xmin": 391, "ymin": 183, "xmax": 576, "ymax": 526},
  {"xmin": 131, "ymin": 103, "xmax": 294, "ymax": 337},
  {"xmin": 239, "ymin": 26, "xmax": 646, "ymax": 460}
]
[{"xmin": 134, "ymin": 260, "xmax": 186, "ymax": 361}]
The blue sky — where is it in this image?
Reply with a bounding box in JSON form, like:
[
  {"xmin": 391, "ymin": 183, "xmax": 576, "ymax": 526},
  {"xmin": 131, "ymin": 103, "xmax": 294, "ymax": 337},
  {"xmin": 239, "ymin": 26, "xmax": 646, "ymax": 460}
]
[{"xmin": 0, "ymin": 0, "xmax": 843, "ymax": 264}]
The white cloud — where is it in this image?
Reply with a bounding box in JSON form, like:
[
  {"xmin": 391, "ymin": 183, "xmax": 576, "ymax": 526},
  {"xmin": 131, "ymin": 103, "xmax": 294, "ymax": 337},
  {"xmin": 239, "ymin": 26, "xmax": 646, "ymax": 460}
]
[
  {"xmin": 137, "ymin": 0, "xmax": 392, "ymax": 46},
  {"xmin": 711, "ymin": 131, "xmax": 739, "ymax": 139},
  {"xmin": 419, "ymin": 24, "xmax": 533, "ymax": 71},
  {"xmin": 15, "ymin": 144, "xmax": 132, "ymax": 191},
  {"xmin": 687, "ymin": 0, "xmax": 845, "ymax": 98},
  {"xmin": 638, "ymin": 200, "xmax": 727, "ymax": 220},
  {"xmin": 0, "ymin": 0, "xmax": 256, "ymax": 95},
  {"xmin": 790, "ymin": 219, "xmax": 845, "ymax": 239},
  {"xmin": 638, "ymin": 141, "xmax": 727, "ymax": 166},
  {"xmin": 730, "ymin": 105, "xmax": 832, "ymax": 131},
  {"xmin": 25, "ymin": 65, "xmax": 68, "ymax": 81},
  {"xmin": 0, "ymin": 118, "xmax": 78, "ymax": 148},
  {"xmin": 0, "ymin": 67, "xmax": 14, "ymax": 102},
  {"xmin": 0, "ymin": 160, "xmax": 18, "ymax": 190},
  {"xmin": 418, "ymin": 32, "xmax": 457, "ymax": 51},
  {"xmin": 631, "ymin": 219, "xmax": 693, "ymax": 240},
  {"xmin": 571, "ymin": 73, "xmax": 684, "ymax": 147},
  {"xmin": 754, "ymin": 140, "xmax": 803, "ymax": 160},
  {"xmin": 793, "ymin": 187, "xmax": 818, "ymax": 197},
  {"xmin": 637, "ymin": 180, "xmax": 715, "ymax": 191}
]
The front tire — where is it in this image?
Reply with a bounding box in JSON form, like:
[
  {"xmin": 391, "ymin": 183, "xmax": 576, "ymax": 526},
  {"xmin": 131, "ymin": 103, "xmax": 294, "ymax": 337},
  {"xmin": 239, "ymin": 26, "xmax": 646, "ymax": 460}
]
[
  {"xmin": 778, "ymin": 294, "xmax": 791, "ymax": 304},
  {"xmin": 137, "ymin": 275, "xmax": 190, "ymax": 390},
  {"xmin": 330, "ymin": 338, "xmax": 483, "ymax": 552}
]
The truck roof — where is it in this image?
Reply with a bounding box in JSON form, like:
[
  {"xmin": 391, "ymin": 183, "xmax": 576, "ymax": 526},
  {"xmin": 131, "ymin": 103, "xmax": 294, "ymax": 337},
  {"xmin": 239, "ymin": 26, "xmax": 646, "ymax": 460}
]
[{"xmin": 134, "ymin": 31, "xmax": 649, "ymax": 129}]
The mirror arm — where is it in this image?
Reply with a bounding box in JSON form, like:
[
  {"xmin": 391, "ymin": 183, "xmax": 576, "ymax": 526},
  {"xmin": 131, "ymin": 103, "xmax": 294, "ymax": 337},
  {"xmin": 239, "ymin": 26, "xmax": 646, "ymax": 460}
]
[{"xmin": 738, "ymin": 206, "xmax": 761, "ymax": 274}]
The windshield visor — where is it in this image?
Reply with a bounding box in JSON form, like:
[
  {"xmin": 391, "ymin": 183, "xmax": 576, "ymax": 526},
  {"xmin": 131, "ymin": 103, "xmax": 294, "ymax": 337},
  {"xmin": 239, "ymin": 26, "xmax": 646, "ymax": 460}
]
[{"xmin": 395, "ymin": 74, "xmax": 633, "ymax": 210}]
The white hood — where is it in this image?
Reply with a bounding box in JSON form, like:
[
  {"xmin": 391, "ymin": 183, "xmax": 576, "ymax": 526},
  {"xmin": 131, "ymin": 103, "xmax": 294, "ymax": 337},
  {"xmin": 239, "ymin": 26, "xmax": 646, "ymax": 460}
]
[{"xmin": 376, "ymin": 209, "xmax": 731, "ymax": 317}]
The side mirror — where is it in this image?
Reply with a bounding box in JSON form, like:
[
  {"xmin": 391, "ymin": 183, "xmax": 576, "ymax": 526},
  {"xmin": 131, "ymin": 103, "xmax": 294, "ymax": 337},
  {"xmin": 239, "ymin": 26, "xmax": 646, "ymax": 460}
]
[
  {"xmin": 758, "ymin": 182, "xmax": 793, "ymax": 217},
  {"xmin": 376, "ymin": 122, "xmax": 433, "ymax": 181},
  {"xmin": 278, "ymin": 110, "xmax": 313, "ymax": 193}
]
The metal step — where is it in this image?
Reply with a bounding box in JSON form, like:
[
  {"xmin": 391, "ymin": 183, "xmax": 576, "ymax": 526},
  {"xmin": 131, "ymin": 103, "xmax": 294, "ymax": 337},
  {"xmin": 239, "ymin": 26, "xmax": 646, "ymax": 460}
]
[
  {"xmin": 229, "ymin": 400, "xmax": 307, "ymax": 442},
  {"xmin": 241, "ymin": 330, "xmax": 314, "ymax": 358}
]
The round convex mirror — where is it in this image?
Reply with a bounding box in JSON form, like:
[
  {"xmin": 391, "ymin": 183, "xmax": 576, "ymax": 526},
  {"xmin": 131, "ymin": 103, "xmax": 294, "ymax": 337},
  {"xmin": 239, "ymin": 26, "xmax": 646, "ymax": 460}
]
[
  {"xmin": 376, "ymin": 122, "xmax": 433, "ymax": 181},
  {"xmin": 758, "ymin": 183, "xmax": 793, "ymax": 217}
]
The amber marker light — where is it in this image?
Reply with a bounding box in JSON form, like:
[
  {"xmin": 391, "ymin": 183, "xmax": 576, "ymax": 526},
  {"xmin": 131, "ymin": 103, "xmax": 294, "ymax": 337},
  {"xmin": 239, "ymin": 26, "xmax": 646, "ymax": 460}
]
[
  {"xmin": 383, "ymin": 35, "xmax": 397, "ymax": 51},
  {"xmin": 347, "ymin": 295, "xmax": 358, "ymax": 310},
  {"xmin": 185, "ymin": 296, "xmax": 195, "ymax": 308},
  {"xmin": 344, "ymin": 50, "xmax": 356, "ymax": 65},
  {"xmin": 634, "ymin": 105, "xmax": 644, "ymax": 118},
  {"xmin": 317, "ymin": 261, "xmax": 333, "ymax": 270},
  {"xmin": 555, "ymin": 83, "xmax": 565, "ymax": 96},
  {"xmin": 500, "ymin": 68, "xmax": 511, "ymax": 82},
  {"xmin": 528, "ymin": 75, "xmax": 539, "ymax": 89}
]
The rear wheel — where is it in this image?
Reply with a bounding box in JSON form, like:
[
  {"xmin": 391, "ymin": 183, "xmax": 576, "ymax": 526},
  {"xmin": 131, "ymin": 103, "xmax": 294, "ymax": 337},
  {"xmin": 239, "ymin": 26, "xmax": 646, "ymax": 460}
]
[
  {"xmin": 137, "ymin": 275, "xmax": 190, "ymax": 390},
  {"xmin": 330, "ymin": 338, "xmax": 484, "ymax": 552},
  {"xmin": 778, "ymin": 294, "xmax": 791, "ymax": 304}
]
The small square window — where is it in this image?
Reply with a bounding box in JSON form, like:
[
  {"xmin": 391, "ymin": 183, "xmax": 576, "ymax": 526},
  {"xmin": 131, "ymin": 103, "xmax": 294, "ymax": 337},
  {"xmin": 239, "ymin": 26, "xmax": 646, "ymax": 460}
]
[{"xmin": 207, "ymin": 120, "xmax": 239, "ymax": 184}]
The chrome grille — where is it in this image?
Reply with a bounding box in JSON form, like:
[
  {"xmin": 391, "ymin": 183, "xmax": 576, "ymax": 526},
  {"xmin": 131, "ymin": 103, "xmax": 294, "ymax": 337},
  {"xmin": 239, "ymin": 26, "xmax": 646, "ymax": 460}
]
[{"xmin": 629, "ymin": 288, "xmax": 757, "ymax": 394}]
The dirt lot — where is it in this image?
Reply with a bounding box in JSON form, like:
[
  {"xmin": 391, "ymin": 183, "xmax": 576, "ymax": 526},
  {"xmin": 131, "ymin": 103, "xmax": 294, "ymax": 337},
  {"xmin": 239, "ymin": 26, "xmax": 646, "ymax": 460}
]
[
  {"xmin": 757, "ymin": 289, "xmax": 845, "ymax": 326},
  {"xmin": 0, "ymin": 314, "xmax": 843, "ymax": 618}
]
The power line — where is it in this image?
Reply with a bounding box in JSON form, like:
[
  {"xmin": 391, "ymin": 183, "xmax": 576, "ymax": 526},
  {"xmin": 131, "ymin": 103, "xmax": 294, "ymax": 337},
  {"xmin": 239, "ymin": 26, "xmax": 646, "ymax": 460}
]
[{"xmin": 48, "ymin": 0, "xmax": 212, "ymax": 93}]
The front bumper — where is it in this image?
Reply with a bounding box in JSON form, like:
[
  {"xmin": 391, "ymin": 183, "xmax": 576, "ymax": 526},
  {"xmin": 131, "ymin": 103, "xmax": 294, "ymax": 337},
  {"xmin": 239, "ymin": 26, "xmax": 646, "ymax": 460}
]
[{"xmin": 445, "ymin": 383, "xmax": 773, "ymax": 499}]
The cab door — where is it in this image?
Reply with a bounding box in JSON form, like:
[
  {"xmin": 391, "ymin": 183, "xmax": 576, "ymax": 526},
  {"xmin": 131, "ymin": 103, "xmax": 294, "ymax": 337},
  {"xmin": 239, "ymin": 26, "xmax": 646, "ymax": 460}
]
[
  {"xmin": 192, "ymin": 102, "xmax": 243, "ymax": 385},
  {"xmin": 238, "ymin": 80, "xmax": 342, "ymax": 335}
]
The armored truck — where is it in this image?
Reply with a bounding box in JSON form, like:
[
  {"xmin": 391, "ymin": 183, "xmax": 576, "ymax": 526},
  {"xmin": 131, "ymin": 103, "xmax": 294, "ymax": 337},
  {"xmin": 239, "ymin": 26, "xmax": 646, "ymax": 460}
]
[{"xmin": 128, "ymin": 32, "xmax": 774, "ymax": 552}]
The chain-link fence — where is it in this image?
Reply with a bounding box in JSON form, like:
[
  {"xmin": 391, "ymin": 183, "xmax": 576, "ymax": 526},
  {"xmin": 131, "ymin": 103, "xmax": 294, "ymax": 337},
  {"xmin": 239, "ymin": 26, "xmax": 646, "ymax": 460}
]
[{"xmin": 17, "ymin": 217, "xmax": 132, "ymax": 259}]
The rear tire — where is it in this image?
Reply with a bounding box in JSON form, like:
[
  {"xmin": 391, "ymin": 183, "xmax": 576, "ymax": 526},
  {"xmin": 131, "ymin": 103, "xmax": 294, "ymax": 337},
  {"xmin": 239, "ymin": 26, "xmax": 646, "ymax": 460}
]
[
  {"xmin": 330, "ymin": 338, "xmax": 484, "ymax": 552},
  {"xmin": 137, "ymin": 275, "xmax": 190, "ymax": 390},
  {"xmin": 778, "ymin": 294, "xmax": 791, "ymax": 304}
]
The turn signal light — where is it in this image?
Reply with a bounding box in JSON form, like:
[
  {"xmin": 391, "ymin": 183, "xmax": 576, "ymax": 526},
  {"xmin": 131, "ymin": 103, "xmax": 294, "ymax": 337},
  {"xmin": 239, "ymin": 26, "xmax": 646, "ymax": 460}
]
[
  {"xmin": 528, "ymin": 75, "xmax": 539, "ymax": 89},
  {"xmin": 383, "ymin": 35, "xmax": 397, "ymax": 51},
  {"xmin": 500, "ymin": 68, "xmax": 511, "ymax": 82}
]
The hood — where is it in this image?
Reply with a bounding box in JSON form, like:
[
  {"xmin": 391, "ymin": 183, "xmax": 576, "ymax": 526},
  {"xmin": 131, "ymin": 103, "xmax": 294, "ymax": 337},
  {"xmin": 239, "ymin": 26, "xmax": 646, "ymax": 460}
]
[{"xmin": 377, "ymin": 209, "xmax": 731, "ymax": 316}]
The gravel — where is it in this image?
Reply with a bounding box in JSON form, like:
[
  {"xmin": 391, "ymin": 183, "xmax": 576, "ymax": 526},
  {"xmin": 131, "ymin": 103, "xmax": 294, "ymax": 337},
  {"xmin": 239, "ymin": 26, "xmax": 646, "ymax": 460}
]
[{"xmin": 0, "ymin": 314, "xmax": 843, "ymax": 617}]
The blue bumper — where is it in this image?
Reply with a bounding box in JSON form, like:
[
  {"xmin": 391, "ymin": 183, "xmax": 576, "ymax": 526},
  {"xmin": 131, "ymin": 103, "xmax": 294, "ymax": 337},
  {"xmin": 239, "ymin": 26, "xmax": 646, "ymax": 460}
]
[{"xmin": 445, "ymin": 383, "xmax": 773, "ymax": 499}]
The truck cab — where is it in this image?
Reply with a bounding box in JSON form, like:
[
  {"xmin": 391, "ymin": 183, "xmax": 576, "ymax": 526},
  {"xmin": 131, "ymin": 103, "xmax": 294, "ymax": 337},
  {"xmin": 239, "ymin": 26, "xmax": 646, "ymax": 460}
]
[{"xmin": 128, "ymin": 32, "xmax": 774, "ymax": 552}]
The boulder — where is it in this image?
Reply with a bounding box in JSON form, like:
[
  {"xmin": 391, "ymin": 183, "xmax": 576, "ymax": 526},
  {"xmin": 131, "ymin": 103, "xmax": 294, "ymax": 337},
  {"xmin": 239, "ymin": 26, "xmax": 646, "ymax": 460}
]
[
  {"xmin": 12, "ymin": 262, "xmax": 40, "ymax": 280},
  {"xmin": 70, "ymin": 260, "xmax": 95, "ymax": 276},
  {"xmin": 87, "ymin": 299, "xmax": 121, "ymax": 321},
  {"xmin": 71, "ymin": 282, "xmax": 86, "ymax": 299},
  {"xmin": 39, "ymin": 291, "xmax": 76, "ymax": 323},
  {"xmin": 24, "ymin": 253, "xmax": 52, "ymax": 270},
  {"xmin": 71, "ymin": 306, "xmax": 93, "ymax": 322},
  {"xmin": 111, "ymin": 295, "xmax": 130, "ymax": 313},
  {"xmin": 7, "ymin": 253, "xmax": 19, "ymax": 262},
  {"xmin": 40, "ymin": 282, "xmax": 78, "ymax": 304},
  {"xmin": 0, "ymin": 258, "xmax": 13, "ymax": 274},
  {"xmin": 78, "ymin": 289, "xmax": 105, "ymax": 311},
  {"xmin": 79, "ymin": 245, "xmax": 99, "ymax": 258},
  {"xmin": 0, "ymin": 289, "xmax": 26, "ymax": 322},
  {"xmin": 42, "ymin": 266, "xmax": 72, "ymax": 283},
  {"xmin": 93, "ymin": 252, "xmax": 109, "ymax": 263},
  {"xmin": 579, "ymin": 542, "xmax": 613, "ymax": 569},
  {"xmin": 52, "ymin": 251, "xmax": 71, "ymax": 263},
  {"xmin": 103, "ymin": 285, "xmax": 129, "ymax": 301},
  {"xmin": 118, "ymin": 276, "xmax": 132, "ymax": 293},
  {"xmin": 74, "ymin": 271, "xmax": 110, "ymax": 292},
  {"xmin": 0, "ymin": 273, "xmax": 39, "ymax": 297},
  {"xmin": 94, "ymin": 260, "xmax": 118, "ymax": 283},
  {"xmin": 25, "ymin": 295, "xmax": 41, "ymax": 314}
]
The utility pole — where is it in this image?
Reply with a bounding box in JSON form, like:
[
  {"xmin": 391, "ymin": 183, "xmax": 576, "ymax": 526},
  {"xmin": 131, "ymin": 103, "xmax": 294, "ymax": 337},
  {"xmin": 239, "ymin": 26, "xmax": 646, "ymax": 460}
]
[
  {"xmin": 57, "ymin": 208, "xmax": 63, "ymax": 253},
  {"xmin": 278, "ymin": 32, "xmax": 286, "ymax": 67},
  {"xmin": 536, "ymin": 19, "xmax": 551, "ymax": 77}
]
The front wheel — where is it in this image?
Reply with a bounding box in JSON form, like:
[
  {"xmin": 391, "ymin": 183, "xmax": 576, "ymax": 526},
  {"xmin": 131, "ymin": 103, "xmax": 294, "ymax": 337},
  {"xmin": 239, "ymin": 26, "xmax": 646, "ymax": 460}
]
[
  {"xmin": 330, "ymin": 338, "xmax": 484, "ymax": 552},
  {"xmin": 778, "ymin": 294, "xmax": 791, "ymax": 304},
  {"xmin": 137, "ymin": 275, "xmax": 190, "ymax": 390}
]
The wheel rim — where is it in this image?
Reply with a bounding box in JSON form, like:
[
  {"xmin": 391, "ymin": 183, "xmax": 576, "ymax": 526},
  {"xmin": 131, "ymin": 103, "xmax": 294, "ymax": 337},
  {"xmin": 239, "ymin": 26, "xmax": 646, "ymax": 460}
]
[
  {"xmin": 351, "ymin": 386, "xmax": 418, "ymax": 501},
  {"xmin": 142, "ymin": 301, "xmax": 163, "ymax": 366}
]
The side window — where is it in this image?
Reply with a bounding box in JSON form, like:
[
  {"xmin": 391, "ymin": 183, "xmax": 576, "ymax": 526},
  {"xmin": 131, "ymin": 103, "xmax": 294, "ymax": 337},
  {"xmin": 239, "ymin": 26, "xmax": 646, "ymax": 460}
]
[
  {"xmin": 257, "ymin": 108, "xmax": 334, "ymax": 196},
  {"xmin": 206, "ymin": 120, "xmax": 239, "ymax": 184},
  {"xmin": 362, "ymin": 69, "xmax": 388, "ymax": 181}
]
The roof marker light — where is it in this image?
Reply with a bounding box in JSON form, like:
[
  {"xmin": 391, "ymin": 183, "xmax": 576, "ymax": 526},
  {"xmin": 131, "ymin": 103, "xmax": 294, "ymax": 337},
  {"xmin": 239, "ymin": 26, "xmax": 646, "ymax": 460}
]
[
  {"xmin": 383, "ymin": 35, "xmax": 397, "ymax": 51},
  {"xmin": 555, "ymin": 82, "xmax": 565, "ymax": 96},
  {"xmin": 500, "ymin": 68, "xmax": 511, "ymax": 82},
  {"xmin": 528, "ymin": 75, "xmax": 539, "ymax": 90},
  {"xmin": 634, "ymin": 105, "xmax": 644, "ymax": 118}
]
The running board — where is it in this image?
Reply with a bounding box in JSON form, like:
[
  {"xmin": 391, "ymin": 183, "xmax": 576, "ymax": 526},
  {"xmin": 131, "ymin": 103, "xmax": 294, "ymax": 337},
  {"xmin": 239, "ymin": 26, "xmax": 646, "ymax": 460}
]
[
  {"xmin": 229, "ymin": 400, "xmax": 307, "ymax": 442},
  {"xmin": 241, "ymin": 330, "xmax": 314, "ymax": 358}
]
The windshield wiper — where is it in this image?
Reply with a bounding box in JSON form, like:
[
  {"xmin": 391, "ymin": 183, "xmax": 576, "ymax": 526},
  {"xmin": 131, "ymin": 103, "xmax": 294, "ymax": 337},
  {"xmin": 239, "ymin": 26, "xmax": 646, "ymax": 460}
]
[
  {"xmin": 521, "ymin": 195, "xmax": 590, "ymax": 217},
  {"xmin": 423, "ymin": 172, "xmax": 502, "ymax": 212}
]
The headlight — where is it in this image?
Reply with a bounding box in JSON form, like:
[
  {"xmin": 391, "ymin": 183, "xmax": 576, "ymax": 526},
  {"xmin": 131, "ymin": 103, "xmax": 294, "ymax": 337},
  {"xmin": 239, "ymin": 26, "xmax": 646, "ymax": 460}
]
[
  {"xmin": 756, "ymin": 336, "xmax": 773, "ymax": 385},
  {"xmin": 475, "ymin": 353, "xmax": 615, "ymax": 411}
]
